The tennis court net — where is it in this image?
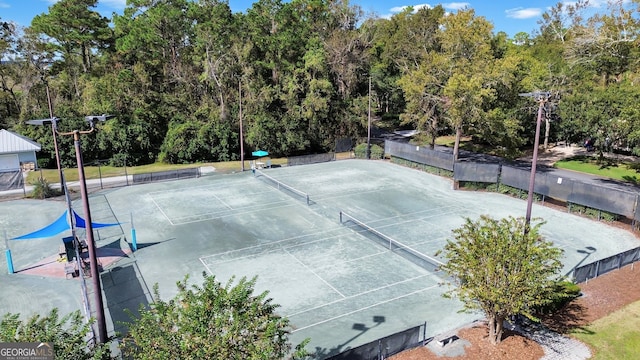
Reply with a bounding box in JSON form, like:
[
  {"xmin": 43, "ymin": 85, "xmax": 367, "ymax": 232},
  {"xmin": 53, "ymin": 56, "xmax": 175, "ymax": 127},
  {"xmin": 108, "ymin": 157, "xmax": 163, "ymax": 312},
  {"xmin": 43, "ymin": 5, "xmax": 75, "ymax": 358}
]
[
  {"xmin": 340, "ymin": 211, "xmax": 444, "ymax": 274},
  {"xmin": 255, "ymin": 170, "xmax": 310, "ymax": 205}
]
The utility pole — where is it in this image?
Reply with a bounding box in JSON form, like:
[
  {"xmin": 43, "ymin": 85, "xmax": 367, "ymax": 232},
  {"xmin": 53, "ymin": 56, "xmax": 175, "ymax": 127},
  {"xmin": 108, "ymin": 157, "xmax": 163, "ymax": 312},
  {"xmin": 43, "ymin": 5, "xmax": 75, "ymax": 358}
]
[
  {"xmin": 367, "ymin": 75, "xmax": 372, "ymax": 159},
  {"xmin": 519, "ymin": 91, "xmax": 550, "ymax": 232},
  {"xmin": 239, "ymin": 79, "xmax": 244, "ymax": 171}
]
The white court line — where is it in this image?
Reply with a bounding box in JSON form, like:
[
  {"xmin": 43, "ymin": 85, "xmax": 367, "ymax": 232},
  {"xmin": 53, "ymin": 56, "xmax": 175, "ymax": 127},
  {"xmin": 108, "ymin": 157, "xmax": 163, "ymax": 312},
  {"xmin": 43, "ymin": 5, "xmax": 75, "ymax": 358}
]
[
  {"xmin": 146, "ymin": 178, "xmax": 254, "ymax": 196},
  {"xmin": 165, "ymin": 179, "xmax": 321, "ymax": 226},
  {"xmin": 170, "ymin": 198, "xmax": 291, "ymax": 220},
  {"xmin": 200, "ymin": 257, "xmax": 214, "ymax": 275},
  {"xmin": 353, "ymin": 205, "xmax": 462, "ymax": 226},
  {"xmin": 201, "ymin": 227, "xmax": 393, "ymax": 267},
  {"xmin": 149, "ymin": 194, "xmax": 175, "ymax": 226},
  {"xmin": 286, "ymin": 273, "xmax": 431, "ymax": 318},
  {"xmin": 291, "ymin": 284, "xmax": 440, "ymax": 333},
  {"xmin": 199, "ymin": 227, "xmax": 346, "ymax": 262},
  {"xmin": 169, "ymin": 201, "xmax": 298, "ymax": 226},
  {"xmin": 310, "ymin": 188, "xmax": 393, "ymax": 202},
  {"xmin": 311, "ymin": 250, "xmax": 388, "ymax": 270},
  {"xmin": 369, "ymin": 209, "xmax": 461, "ymax": 231},
  {"xmin": 284, "ymin": 248, "xmax": 346, "ymax": 299},
  {"xmin": 211, "ymin": 192, "xmax": 233, "ymax": 210}
]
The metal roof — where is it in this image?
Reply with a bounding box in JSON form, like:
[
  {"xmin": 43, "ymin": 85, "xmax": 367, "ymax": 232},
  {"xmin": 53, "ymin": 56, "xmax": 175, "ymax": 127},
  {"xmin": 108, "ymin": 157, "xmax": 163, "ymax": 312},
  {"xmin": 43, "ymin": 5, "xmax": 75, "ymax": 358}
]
[{"xmin": 0, "ymin": 129, "xmax": 41, "ymax": 154}]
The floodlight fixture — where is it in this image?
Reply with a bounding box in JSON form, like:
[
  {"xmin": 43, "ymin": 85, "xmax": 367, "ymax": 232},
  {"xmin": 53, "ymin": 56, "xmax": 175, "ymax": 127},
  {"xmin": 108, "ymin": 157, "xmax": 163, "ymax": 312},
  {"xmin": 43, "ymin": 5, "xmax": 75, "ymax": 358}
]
[
  {"xmin": 84, "ymin": 114, "xmax": 115, "ymax": 123},
  {"xmin": 26, "ymin": 117, "xmax": 61, "ymax": 128},
  {"xmin": 26, "ymin": 117, "xmax": 63, "ymax": 190}
]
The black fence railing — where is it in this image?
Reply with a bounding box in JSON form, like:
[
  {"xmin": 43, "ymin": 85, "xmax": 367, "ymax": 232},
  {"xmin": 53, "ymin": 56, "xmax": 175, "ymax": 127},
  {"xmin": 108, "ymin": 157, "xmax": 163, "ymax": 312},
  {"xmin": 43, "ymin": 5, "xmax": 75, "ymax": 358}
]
[
  {"xmin": 385, "ymin": 140, "xmax": 640, "ymax": 227},
  {"xmin": 325, "ymin": 322, "xmax": 427, "ymax": 360},
  {"xmin": 132, "ymin": 168, "xmax": 200, "ymax": 184},
  {"xmin": 287, "ymin": 153, "xmax": 336, "ymax": 166},
  {"xmin": 573, "ymin": 247, "xmax": 640, "ymax": 283}
]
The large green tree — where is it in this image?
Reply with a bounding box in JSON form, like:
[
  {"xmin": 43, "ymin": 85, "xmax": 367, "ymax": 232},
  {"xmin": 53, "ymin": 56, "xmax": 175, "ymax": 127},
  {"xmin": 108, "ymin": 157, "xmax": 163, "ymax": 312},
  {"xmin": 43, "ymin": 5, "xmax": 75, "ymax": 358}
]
[
  {"xmin": 439, "ymin": 9, "xmax": 495, "ymax": 161},
  {"xmin": 0, "ymin": 20, "xmax": 21, "ymax": 127},
  {"xmin": 5, "ymin": 0, "xmax": 640, "ymax": 166},
  {"xmin": 438, "ymin": 216, "xmax": 563, "ymax": 344},
  {"xmin": 31, "ymin": 0, "xmax": 112, "ymax": 74},
  {"xmin": 0, "ymin": 309, "xmax": 111, "ymax": 359},
  {"xmin": 121, "ymin": 274, "xmax": 308, "ymax": 359}
]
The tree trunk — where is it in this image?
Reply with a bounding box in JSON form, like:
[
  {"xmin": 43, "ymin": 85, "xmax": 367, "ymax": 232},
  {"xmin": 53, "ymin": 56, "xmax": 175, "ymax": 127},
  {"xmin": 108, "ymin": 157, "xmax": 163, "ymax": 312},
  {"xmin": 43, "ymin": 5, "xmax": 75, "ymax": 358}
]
[
  {"xmin": 429, "ymin": 110, "xmax": 437, "ymax": 150},
  {"xmin": 544, "ymin": 118, "xmax": 550, "ymax": 150},
  {"xmin": 488, "ymin": 314, "xmax": 505, "ymax": 344},
  {"xmin": 453, "ymin": 125, "xmax": 462, "ymax": 162}
]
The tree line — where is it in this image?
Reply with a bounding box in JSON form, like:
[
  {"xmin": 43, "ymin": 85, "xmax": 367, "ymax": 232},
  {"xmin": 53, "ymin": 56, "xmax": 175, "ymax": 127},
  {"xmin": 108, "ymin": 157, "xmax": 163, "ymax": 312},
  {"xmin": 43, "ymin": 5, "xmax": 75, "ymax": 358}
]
[{"xmin": 1, "ymin": 0, "xmax": 640, "ymax": 168}]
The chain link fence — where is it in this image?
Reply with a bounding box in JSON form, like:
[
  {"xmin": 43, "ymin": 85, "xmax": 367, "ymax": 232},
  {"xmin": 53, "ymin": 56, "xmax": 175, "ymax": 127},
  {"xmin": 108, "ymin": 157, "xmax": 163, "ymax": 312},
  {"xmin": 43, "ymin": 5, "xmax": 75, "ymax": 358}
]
[
  {"xmin": 385, "ymin": 139, "xmax": 640, "ymax": 226},
  {"xmin": 385, "ymin": 141, "xmax": 454, "ymax": 171},
  {"xmin": 325, "ymin": 322, "xmax": 428, "ymax": 360},
  {"xmin": 573, "ymin": 247, "xmax": 640, "ymax": 283},
  {"xmin": 0, "ymin": 170, "xmax": 24, "ymax": 191}
]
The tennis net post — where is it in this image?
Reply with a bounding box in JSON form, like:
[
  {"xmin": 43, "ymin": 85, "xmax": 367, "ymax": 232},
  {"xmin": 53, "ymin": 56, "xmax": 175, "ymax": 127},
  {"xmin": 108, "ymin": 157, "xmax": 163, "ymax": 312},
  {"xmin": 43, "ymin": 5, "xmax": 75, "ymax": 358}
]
[
  {"xmin": 255, "ymin": 169, "xmax": 310, "ymax": 205},
  {"xmin": 339, "ymin": 210, "xmax": 445, "ymax": 272}
]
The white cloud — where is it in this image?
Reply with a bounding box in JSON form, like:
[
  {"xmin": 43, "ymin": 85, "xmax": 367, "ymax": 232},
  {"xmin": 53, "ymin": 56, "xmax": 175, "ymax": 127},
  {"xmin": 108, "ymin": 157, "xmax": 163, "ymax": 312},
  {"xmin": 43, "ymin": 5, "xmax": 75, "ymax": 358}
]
[
  {"xmin": 389, "ymin": 2, "xmax": 471, "ymax": 15},
  {"xmin": 390, "ymin": 4, "xmax": 432, "ymax": 13},
  {"xmin": 443, "ymin": 2, "xmax": 470, "ymax": 11},
  {"xmin": 505, "ymin": 7, "xmax": 542, "ymax": 20},
  {"xmin": 0, "ymin": 2, "xmax": 9, "ymax": 9},
  {"xmin": 559, "ymin": 0, "xmax": 631, "ymax": 10}
]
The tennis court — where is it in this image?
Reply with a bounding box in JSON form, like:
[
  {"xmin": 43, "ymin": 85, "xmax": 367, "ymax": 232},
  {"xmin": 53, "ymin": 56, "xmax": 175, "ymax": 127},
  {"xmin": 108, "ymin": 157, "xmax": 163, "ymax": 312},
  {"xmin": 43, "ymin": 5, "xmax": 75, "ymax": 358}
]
[{"xmin": 2, "ymin": 159, "xmax": 639, "ymax": 357}]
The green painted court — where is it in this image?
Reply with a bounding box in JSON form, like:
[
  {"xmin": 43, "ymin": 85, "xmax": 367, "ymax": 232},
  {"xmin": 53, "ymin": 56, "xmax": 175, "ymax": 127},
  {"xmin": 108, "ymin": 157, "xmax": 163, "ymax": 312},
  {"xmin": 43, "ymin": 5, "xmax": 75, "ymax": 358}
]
[{"xmin": 1, "ymin": 159, "xmax": 638, "ymax": 357}]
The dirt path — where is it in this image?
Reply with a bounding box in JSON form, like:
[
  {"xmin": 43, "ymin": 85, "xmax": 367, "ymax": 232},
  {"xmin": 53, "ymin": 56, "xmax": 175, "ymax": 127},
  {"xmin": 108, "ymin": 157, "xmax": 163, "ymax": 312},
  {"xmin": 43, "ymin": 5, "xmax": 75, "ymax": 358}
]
[{"xmin": 517, "ymin": 144, "xmax": 588, "ymax": 166}]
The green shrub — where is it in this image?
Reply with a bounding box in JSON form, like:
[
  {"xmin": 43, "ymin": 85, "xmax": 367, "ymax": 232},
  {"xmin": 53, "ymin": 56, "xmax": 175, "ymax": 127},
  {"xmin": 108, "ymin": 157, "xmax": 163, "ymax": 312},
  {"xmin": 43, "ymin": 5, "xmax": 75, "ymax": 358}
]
[
  {"xmin": 30, "ymin": 177, "xmax": 61, "ymax": 199},
  {"xmin": 534, "ymin": 280, "xmax": 581, "ymax": 316},
  {"xmin": 354, "ymin": 143, "xmax": 384, "ymax": 159},
  {"xmin": 390, "ymin": 157, "xmax": 454, "ymax": 177},
  {"xmin": 494, "ymin": 183, "xmax": 541, "ymax": 201},
  {"xmin": 459, "ymin": 181, "xmax": 499, "ymax": 191},
  {"xmin": 629, "ymin": 162, "xmax": 640, "ymax": 172},
  {"xmin": 568, "ymin": 202, "xmax": 619, "ymax": 222}
]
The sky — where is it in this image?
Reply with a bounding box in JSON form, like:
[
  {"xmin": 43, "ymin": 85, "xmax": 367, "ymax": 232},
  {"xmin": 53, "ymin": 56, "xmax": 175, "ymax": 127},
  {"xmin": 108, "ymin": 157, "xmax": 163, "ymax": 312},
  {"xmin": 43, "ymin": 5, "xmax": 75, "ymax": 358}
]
[{"xmin": 0, "ymin": 0, "xmax": 614, "ymax": 38}]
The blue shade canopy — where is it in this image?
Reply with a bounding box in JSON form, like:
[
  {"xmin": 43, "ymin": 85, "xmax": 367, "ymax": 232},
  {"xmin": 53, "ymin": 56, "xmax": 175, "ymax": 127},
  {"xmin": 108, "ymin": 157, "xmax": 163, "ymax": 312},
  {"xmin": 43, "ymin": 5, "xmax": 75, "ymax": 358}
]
[
  {"xmin": 11, "ymin": 211, "xmax": 70, "ymax": 240},
  {"xmin": 252, "ymin": 150, "xmax": 269, "ymax": 157},
  {"xmin": 73, "ymin": 211, "xmax": 120, "ymax": 229},
  {"xmin": 11, "ymin": 210, "xmax": 121, "ymax": 240}
]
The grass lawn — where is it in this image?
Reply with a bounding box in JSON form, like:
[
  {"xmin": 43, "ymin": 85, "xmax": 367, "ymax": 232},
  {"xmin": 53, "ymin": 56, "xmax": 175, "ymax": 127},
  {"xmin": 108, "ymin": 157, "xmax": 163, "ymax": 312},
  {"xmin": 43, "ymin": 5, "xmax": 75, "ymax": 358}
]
[
  {"xmin": 25, "ymin": 158, "xmax": 289, "ymax": 184},
  {"xmin": 572, "ymin": 300, "xmax": 640, "ymax": 359},
  {"xmin": 554, "ymin": 155, "xmax": 640, "ymax": 184}
]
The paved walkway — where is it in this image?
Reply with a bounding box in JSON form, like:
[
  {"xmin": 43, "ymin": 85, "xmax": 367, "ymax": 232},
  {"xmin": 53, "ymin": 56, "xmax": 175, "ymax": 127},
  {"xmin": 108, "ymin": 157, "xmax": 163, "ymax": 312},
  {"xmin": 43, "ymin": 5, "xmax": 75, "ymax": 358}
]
[{"xmin": 510, "ymin": 320, "xmax": 592, "ymax": 360}]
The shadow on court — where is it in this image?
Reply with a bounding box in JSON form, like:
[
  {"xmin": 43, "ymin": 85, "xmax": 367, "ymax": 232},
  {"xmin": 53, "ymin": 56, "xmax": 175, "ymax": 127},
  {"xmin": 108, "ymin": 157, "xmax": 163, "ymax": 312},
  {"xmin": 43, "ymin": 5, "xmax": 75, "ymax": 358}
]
[
  {"xmin": 312, "ymin": 316, "xmax": 386, "ymax": 359},
  {"xmin": 101, "ymin": 260, "xmax": 152, "ymax": 337}
]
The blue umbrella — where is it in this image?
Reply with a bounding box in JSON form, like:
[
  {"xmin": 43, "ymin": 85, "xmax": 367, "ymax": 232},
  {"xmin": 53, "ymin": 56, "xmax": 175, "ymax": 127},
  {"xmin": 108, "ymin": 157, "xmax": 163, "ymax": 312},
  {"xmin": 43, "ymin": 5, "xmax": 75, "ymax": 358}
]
[{"xmin": 252, "ymin": 150, "xmax": 269, "ymax": 157}]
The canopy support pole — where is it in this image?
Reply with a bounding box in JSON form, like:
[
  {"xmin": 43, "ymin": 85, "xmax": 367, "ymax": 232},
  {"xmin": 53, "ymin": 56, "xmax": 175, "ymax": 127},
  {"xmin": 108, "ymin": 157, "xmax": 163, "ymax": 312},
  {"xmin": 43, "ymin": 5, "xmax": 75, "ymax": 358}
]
[{"xmin": 5, "ymin": 231, "xmax": 13, "ymax": 274}]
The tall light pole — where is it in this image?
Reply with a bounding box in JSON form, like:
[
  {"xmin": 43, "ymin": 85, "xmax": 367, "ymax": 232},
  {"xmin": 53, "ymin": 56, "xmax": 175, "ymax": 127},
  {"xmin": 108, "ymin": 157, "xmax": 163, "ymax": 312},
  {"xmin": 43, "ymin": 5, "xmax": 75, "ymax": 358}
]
[
  {"xmin": 239, "ymin": 79, "xmax": 245, "ymax": 171},
  {"xmin": 28, "ymin": 115, "xmax": 114, "ymax": 344},
  {"xmin": 519, "ymin": 91, "xmax": 550, "ymax": 230},
  {"xmin": 367, "ymin": 75, "xmax": 372, "ymax": 159}
]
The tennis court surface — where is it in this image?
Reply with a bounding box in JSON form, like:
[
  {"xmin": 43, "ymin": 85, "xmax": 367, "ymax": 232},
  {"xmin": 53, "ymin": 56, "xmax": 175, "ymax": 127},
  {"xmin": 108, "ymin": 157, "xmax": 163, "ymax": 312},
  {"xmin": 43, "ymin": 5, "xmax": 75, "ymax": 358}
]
[{"xmin": 2, "ymin": 159, "xmax": 639, "ymax": 358}]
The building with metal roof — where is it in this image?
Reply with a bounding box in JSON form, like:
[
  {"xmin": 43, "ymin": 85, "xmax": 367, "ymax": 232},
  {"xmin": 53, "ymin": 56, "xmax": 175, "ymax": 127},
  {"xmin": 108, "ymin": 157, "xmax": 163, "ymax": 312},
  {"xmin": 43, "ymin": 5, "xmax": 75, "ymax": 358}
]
[{"xmin": 0, "ymin": 129, "xmax": 41, "ymax": 172}]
